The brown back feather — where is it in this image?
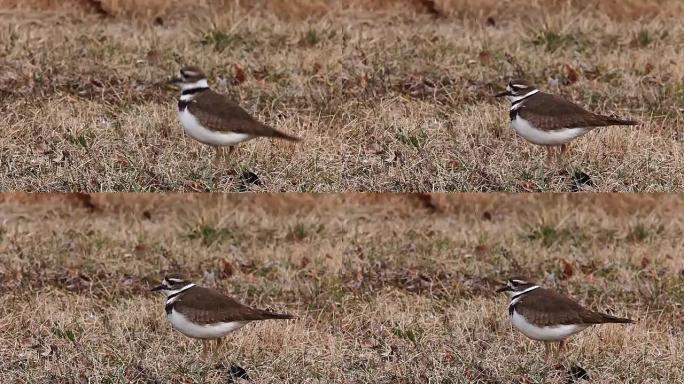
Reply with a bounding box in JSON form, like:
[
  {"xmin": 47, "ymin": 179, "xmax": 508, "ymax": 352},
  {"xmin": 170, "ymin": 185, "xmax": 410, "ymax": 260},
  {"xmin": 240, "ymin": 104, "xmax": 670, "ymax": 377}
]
[
  {"xmin": 516, "ymin": 287, "xmax": 633, "ymax": 326},
  {"xmin": 174, "ymin": 286, "xmax": 294, "ymax": 324},
  {"xmin": 519, "ymin": 92, "xmax": 638, "ymax": 131},
  {"xmin": 188, "ymin": 90, "xmax": 300, "ymax": 141}
]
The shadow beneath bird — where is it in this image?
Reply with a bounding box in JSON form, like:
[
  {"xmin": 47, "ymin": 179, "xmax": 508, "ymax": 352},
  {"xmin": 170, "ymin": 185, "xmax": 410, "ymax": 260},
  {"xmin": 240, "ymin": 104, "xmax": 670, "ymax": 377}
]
[
  {"xmin": 213, "ymin": 363, "xmax": 250, "ymax": 382},
  {"xmin": 565, "ymin": 364, "xmax": 589, "ymax": 383},
  {"xmin": 238, "ymin": 170, "xmax": 262, "ymax": 191},
  {"xmin": 569, "ymin": 170, "xmax": 594, "ymax": 192}
]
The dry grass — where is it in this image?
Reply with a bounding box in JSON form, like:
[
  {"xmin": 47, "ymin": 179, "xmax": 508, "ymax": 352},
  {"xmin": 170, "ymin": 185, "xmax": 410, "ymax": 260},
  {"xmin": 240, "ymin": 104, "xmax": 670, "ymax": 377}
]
[
  {"xmin": 1, "ymin": 194, "xmax": 683, "ymax": 382},
  {"xmin": 1, "ymin": 1, "xmax": 684, "ymax": 191}
]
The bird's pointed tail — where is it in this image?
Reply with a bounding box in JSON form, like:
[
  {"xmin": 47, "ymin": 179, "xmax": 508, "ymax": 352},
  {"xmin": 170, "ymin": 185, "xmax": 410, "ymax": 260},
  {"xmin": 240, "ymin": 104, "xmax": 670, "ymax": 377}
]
[{"xmin": 601, "ymin": 313, "xmax": 635, "ymax": 324}]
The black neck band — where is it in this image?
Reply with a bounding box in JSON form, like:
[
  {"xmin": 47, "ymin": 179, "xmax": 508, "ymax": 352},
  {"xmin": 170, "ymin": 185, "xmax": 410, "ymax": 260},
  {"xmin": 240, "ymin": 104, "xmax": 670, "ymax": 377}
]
[
  {"xmin": 508, "ymin": 301, "xmax": 517, "ymax": 316},
  {"xmin": 509, "ymin": 108, "xmax": 519, "ymax": 121},
  {"xmin": 181, "ymin": 87, "xmax": 209, "ymax": 96},
  {"xmin": 511, "ymin": 97, "xmax": 526, "ymax": 107},
  {"xmin": 167, "ymin": 290, "xmax": 184, "ymax": 301},
  {"xmin": 178, "ymin": 99, "xmax": 191, "ymax": 111}
]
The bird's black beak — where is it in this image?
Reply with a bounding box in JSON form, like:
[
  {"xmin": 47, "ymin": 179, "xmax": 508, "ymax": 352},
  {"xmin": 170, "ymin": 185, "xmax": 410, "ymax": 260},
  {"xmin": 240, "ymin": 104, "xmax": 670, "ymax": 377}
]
[
  {"xmin": 496, "ymin": 286, "xmax": 512, "ymax": 293},
  {"xmin": 151, "ymin": 284, "xmax": 164, "ymax": 292},
  {"xmin": 494, "ymin": 90, "xmax": 509, "ymax": 98},
  {"xmin": 166, "ymin": 76, "xmax": 181, "ymax": 85}
]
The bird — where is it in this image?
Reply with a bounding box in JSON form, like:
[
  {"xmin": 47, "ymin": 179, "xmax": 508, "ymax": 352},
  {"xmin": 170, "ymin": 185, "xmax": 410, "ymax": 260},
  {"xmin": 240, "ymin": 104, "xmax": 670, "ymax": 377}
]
[
  {"xmin": 168, "ymin": 66, "xmax": 300, "ymax": 165},
  {"xmin": 495, "ymin": 80, "xmax": 638, "ymax": 163},
  {"xmin": 496, "ymin": 278, "xmax": 634, "ymax": 360},
  {"xmin": 151, "ymin": 274, "xmax": 295, "ymax": 359}
]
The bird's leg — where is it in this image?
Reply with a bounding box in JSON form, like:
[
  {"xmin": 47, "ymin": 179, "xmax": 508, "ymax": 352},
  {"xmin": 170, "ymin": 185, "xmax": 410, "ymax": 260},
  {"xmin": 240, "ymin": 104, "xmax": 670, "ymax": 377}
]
[
  {"xmin": 213, "ymin": 147, "xmax": 223, "ymax": 166},
  {"xmin": 544, "ymin": 342, "xmax": 552, "ymax": 362},
  {"xmin": 221, "ymin": 146, "xmax": 235, "ymax": 160},
  {"xmin": 558, "ymin": 144, "xmax": 568, "ymax": 165},
  {"xmin": 557, "ymin": 340, "xmax": 566, "ymax": 360},
  {"xmin": 224, "ymin": 146, "xmax": 239, "ymax": 172},
  {"xmin": 215, "ymin": 337, "xmax": 223, "ymax": 351},
  {"xmin": 201, "ymin": 340, "xmax": 210, "ymax": 360},
  {"xmin": 545, "ymin": 147, "xmax": 555, "ymax": 165}
]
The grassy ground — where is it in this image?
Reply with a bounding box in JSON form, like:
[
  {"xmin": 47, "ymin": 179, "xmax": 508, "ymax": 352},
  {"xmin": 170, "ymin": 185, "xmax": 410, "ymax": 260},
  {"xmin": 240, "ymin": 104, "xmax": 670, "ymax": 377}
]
[
  {"xmin": 1, "ymin": 1, "xmax": 683, "ymax": 191},
  {"xmin": 1, "ymin": 194, "xmax": 683, "ymax": 383}
]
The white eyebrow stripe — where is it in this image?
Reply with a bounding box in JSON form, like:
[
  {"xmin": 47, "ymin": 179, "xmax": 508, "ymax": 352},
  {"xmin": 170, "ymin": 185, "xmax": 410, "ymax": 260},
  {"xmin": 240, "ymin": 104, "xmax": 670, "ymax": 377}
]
[
  {"xmin": 510, "ymin": 285, "xmax": 540, "ymax": 300},
  {"xmin": 509, "ymin": 89, "xmax": 539, "ymax": 104},
  {"xmin": 512, "ymin": 84, "xmax": 526, "ymax": 88}
]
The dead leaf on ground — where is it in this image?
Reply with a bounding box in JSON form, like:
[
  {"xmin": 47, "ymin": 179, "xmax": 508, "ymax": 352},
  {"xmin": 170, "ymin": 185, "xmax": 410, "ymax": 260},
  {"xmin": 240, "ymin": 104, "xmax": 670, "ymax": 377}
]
[
  {"xmin": 134, "ymin": 243, "xmax": 150, "ymax": 256},
  {"xmin": 518, "ymin": 181, "xmax": 540, "ymax": 192},
  {"xmin": 221, "ymin": 259, "xmax": 234, "ymax": 278},
  {"xmin": 183, "ymin": 181, "xmax": 207, "ymax": 192},
  {"xmin": 560, "ymin": 259, "xmax": 574, "ymax": 279},
  {"xmin": 644, "ymin": 62, "xmax": 654, "ymax": 74},
  {"xmin": 478, "ymin": 51, "xmax": 492, "ymax": 65},
  {"xmin": 232, "ymin": 64, "xmax": 246, "ymax": 85},
  {"xmin": 564, "ymin": 64, "xmax": 579, "ymax": 84},
  {"xmin": 402, "ymin": 75, "xmax": 436, "ymax": 98}
]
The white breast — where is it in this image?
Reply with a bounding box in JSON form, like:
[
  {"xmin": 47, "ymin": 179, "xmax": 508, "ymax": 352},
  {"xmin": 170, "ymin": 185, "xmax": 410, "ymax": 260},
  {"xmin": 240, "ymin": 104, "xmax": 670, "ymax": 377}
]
[
  {"xmin": 168, "ymin": 309, "xmax": 249, "ymax": 339},
  {"xmin": 178, "ymin": 109, "xmax": 252, "ymax": 146},
  {"xmin": 511, "ymin": 116, "xmax": 589, "ymax": 146},
  {"xmin": 511, "ymin": 310, "xmax": 588, "ymax": 341}
]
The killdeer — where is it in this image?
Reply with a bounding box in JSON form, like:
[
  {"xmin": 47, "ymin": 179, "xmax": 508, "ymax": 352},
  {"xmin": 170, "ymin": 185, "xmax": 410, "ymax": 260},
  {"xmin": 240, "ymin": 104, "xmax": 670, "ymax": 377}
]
[
  {"xmin": 168, "ymin": 66, "xmax": 300, "ymax": 163},
  {"xmin": 496, "ymin": 278, "xmax": 633, "ymax": 360},
  {"xmin": 151, "ymin": 275, "xmax": 295, "ymax": 358},
  {"xmin": 495, "ymin": 80, "xmax": 638, "ymax": 162}
]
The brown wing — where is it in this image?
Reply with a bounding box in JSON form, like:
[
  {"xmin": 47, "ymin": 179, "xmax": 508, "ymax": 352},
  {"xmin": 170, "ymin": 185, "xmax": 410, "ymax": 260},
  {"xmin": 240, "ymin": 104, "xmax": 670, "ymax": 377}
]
[
  {"xmin": 189, "ymin": 90, "xmax": 300, "ymax": 141},
  {"xmin": 516, "ymin": 288, "xmax": 620, "ymax": 326},
  {"xmin": 174, "ymin": 286, "xmax": 294, "ymax": 325},
  {"xmin": 519, "ymin": 92, "xmax": 638, "ymax": 131}
]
